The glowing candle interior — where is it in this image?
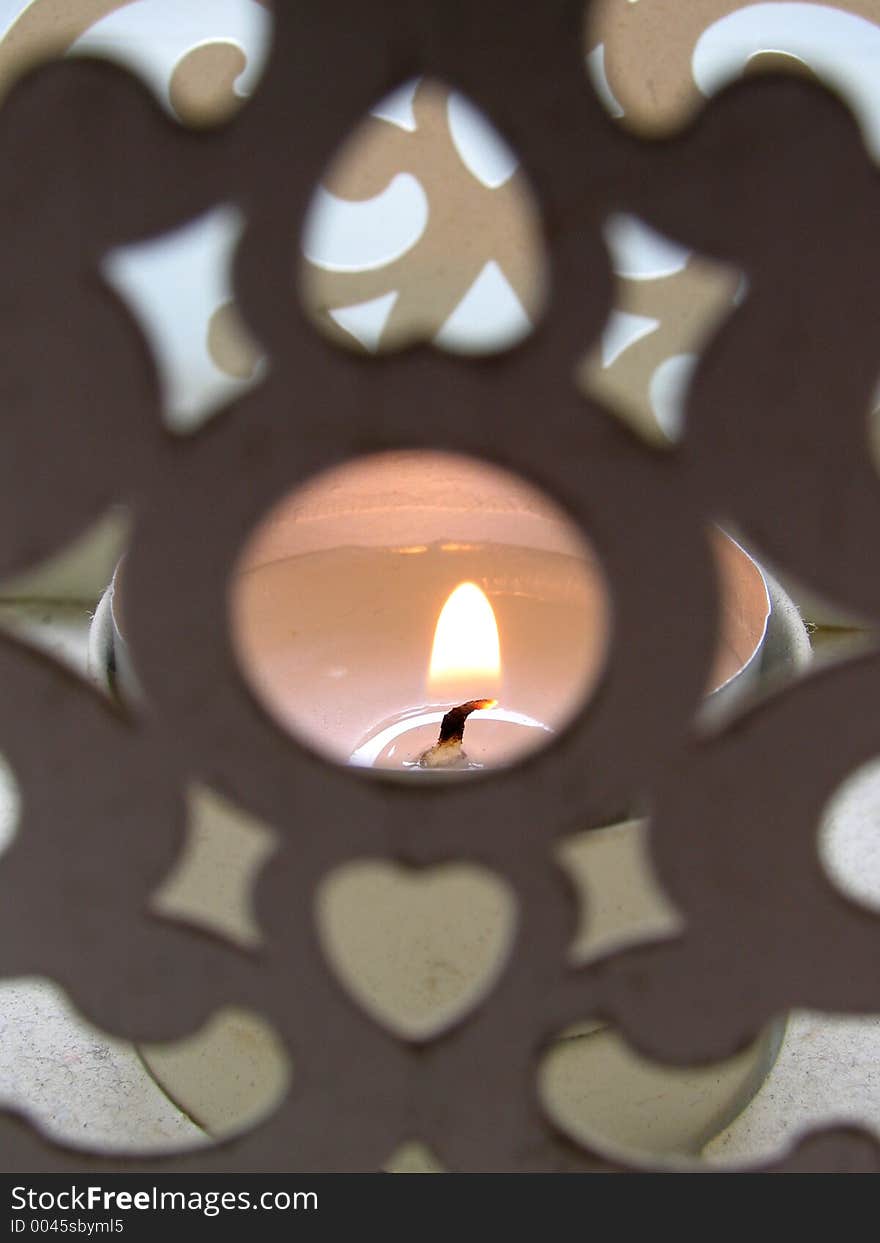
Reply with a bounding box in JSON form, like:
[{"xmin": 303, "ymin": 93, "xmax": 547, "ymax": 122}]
[{"xmin": 228, "ymin": 450, "xmax": 768, "ymax": 774}]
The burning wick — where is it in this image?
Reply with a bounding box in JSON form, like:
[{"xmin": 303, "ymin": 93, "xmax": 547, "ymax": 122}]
[{"xmin": 417, "ymin": 698, "xmax": 498, "ymax": 769}]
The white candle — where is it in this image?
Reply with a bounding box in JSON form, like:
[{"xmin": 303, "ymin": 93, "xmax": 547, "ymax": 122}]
[
  {"xmin": 230, "ymin": 450, "xmax": 769, "ymax": 773},
  {"xmin": 231, "ymin": 451, "xmax": 613, "ymax": 771}
]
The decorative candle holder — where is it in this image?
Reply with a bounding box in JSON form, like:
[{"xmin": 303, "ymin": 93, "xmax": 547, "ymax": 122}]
[
  {"xmin": 88, "ymin": 449, "xmax": 803, "ymax": 1161},
  {"xmin": 2, "ymin": 0, "xmax": 879, "ymax": 1177}
]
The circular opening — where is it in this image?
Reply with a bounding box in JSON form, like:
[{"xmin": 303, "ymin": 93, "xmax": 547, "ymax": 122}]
[{"xmin": 229, "ymin": 451, "xmax": 611, "ymax": 774}]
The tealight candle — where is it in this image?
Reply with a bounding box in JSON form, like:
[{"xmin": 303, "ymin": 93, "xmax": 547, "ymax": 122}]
[
  {"xmin": 230, "ymin": 451, "xmax": 607, "ymax": 772},
  {"xmin": 230, "ymin": 450, "xmax": 769, "ymax": 775}
]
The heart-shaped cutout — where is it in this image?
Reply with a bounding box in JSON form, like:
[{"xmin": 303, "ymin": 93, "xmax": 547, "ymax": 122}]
[
  {"xmin": 299, "ymin": 77, "xmax": 546, "ymax": 356},
  {"xmin": 316, "ymin": 860, "xmax": 516, "ymax": 1041}
]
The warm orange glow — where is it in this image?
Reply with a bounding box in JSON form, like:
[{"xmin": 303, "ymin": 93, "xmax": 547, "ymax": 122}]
[{"xmin": 428, "ymin": 582, "xmax": 501, "ymax": 697}]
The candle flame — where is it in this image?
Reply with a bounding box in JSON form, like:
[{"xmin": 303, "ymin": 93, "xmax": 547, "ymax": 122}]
[{"xmin": 428, "ymin": 581, "xmax": 501, "ymax": 697}]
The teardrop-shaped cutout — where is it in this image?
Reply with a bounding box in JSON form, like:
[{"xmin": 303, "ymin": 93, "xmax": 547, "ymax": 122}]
[{"xmin": 300, "ymin": 78, "xmax": 546, "ymax": 355}]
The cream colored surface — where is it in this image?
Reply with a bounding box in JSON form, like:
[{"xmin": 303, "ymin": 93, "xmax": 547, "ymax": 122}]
[
  {"xmin": 0, "ymin": 976, "xmax": 206, "ymax": 1154},
  {"xmin": 139, "ymin": 1007, "xmax": 289, "ymax": 1139},
  {"xmin": 315, "ymin": 861, "xmax": 517, "ymax": 1041},
  {"xmin": 559, "ymin": 820, "xmax": 683, "ymax": 963},
  {"xmin": 151, "ymin": 784, "xmax": 277, "ymax": 951},
  {"xmin": 539, "ymin": 1020, "xmax": 783, "ymax": 1161}
]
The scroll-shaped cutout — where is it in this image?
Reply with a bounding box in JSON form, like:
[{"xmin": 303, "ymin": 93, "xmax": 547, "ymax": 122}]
[
  {"xmin": 138, "ymin": 1006, "xmax": 290, "ymax": 1141},
  {"xmin": 693, "ymin": 4, "xmax": 880, "ymax": 159},
  {"xmin": 151, "ymin": 784, "xmax": 278, "ymax": 950},
  {"xmin": 315, "ymin": 860, "xmax": 517, "ymax": 1042},
  {"xmin": 0, "ymin": 0, "xmax": 273, "ymax": 127},
  {"xmin": 539, "ymin": 1016, "xmax": 785, "ymax": 1163},
  {"xmin": 103, "ymin": 205, "xmax": 266, "ymax": 434},
  {"xmin": 70, "ymin": 0, "xmax": 273, "ymax": 127},
  {"xmin": 300, "ymin": 78, "xmax": 546, "ymax": 356}
]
